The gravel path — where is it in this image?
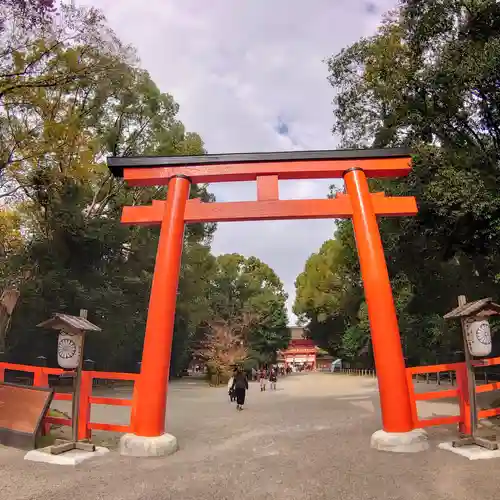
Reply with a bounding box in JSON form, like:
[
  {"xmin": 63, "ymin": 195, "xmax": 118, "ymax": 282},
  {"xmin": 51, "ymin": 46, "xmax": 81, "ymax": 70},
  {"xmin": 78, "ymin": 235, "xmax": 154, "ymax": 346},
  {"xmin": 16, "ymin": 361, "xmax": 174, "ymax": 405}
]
[{"xmin": 1, "ymin": 373, "xmax": 499, "ymax": 500}]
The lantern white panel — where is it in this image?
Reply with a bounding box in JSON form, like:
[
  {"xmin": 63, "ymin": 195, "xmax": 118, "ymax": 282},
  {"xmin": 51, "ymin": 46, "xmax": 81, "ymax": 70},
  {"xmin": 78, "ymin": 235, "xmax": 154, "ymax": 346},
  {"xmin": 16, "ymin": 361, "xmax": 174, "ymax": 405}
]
[
  {"xmin": 57, "ymin": 330, "xmax": 83, "ymax": 369},
  {"xmin": 465, "ymin": 317, "xmax": 492, "ymax": 357}
]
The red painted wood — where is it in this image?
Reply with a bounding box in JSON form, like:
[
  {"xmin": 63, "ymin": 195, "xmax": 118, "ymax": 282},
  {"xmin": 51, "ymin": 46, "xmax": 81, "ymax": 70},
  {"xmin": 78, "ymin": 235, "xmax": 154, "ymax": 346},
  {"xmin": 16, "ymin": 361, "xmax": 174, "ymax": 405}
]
[
  {"xmin": 33, "ymin": 368, "xmax": 49, "ymax": 387},
  {"xmin": 256, "ymin": 175, "xmax": 279, "ymax": 201},
  {"xmin": 478, "ymin": 408, "xmax": 500, "ymax": 419},
  {"xmin": 78, "ymin": 371, "xmax": 93, "ymax": 440},
  {"xmin": 406, "ymin": 362, "xmax": 463, "ymax": 374},
  {"xmin": 123, "ymin": 157, "xmax": 411, "ymax": 185},
  {"xmin": 472, "ymin": 356, "xmax": 500, "ymax": 367},
  {"xmin": 132, "ymin": 176, "xmax": 191, "ymax": 437},
  {"xmin": 476, "ymin": 382, "xmax": 500, "ymax": 393},
  {"xmin": 455, "ymin": 363, "xmax": 471, "ymax": 435},
  {"xmin": 0, "ymin": 361, "xmax": 138, "ymax": 437},
  {"xmin": 414, "ymin": 389, "xmax": 459, "ymax": 401},
  {"xmin": 0, "ymin": 362, "xmax": 66, "ymax": 375},
  {"xmin": 53, "ymin": 393, "xmax": 72, "ymax": 401},
  {"xmin": 406, "ymin": 371, "xmax": 419, "ymax": 428},
  {"xmin": 90, "ymin": 371, "xmax": 138, "ymax": 381},
  {"xmin": 345, "ymin": 167, "xmax": 413, "ymax": 433},
  {"xmin": 121, "ymin": 196, "xmax": 418, "ymax": 225}
]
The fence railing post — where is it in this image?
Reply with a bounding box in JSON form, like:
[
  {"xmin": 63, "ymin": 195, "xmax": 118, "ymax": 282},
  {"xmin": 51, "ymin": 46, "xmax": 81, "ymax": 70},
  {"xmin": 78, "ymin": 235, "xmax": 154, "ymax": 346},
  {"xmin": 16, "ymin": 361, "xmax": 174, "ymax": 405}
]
[
  {"xmin": 130, "ymin": 381, "xmax": 139, "ymax": 434},
  {"xmin": 405, "ymin": 369, "xmax": 418, "ymax": 429},
  {"xmin": 455, "ymin": 363, "xmax": 470, "ymax": 435},
  {"xmin": 33, "ymin": 367, "xmax": 49, "ymax": 388},
  {"xmin": 77, "ymin": 370, "xmax": 93, "ymax": 441}
]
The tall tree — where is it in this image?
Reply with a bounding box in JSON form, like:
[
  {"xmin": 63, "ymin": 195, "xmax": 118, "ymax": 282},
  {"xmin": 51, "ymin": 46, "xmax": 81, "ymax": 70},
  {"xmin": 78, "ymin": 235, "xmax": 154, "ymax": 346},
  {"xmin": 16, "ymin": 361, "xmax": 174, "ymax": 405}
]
[
  {"xmin": 0, "ymin": 2, "xmax": 215, "ymax": 374},
  {"xmin": 326, "ymin": 0, "xmax": 500, "ymax": 266},
  {"xmin": 194, "ymin": 315, "xmax": 253, "ymax": 386},
  {"xmin": 298, "ymin": 0, "xmax": 500, "ymax": 366},
  {"xmin": 204, "ymin": 254, "xmax": 290, "ymax": 367},
  {"xmin": 294, "ymin": 233, "xmax": 362, "ymax": 355},
  {"xmin": 0, "ymin": 3, "xmax": 131, "ymax": 199}
]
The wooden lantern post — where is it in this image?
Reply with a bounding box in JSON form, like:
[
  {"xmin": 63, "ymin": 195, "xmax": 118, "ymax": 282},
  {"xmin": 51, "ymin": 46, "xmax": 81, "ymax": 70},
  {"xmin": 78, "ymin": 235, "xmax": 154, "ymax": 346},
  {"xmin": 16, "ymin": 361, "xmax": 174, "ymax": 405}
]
[
  {"xmin": 37, "ymin": 310, "xmax": 101, "ymax": 455},
  {"xmin": 444, "ymin": 296, "xmax": 500, "ymax": 450}
]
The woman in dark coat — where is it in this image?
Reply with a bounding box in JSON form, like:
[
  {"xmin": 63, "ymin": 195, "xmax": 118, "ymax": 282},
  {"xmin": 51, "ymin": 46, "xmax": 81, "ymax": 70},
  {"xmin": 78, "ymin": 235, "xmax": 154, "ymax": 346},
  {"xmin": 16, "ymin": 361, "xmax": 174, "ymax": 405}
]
[{"xmin": 232, "ymin": 367, "xmax": 249, "ymax": 411}]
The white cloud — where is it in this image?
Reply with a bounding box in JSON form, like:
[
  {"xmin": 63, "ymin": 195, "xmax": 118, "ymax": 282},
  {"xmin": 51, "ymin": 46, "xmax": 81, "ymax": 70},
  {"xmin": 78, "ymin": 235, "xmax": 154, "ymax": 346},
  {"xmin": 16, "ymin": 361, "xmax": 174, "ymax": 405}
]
[{"xmin": 85, "ymin": 0, "xmax": 398, "ymax": 323}]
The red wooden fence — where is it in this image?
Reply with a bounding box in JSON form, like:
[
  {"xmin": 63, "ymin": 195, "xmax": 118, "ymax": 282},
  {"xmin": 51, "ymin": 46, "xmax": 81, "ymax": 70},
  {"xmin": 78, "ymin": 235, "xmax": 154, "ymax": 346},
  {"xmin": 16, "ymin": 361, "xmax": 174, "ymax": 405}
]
[
  {"xmin": 406, "ymin": 357, "xmax": 500, "ymax": 435},
  {"xmin": 0, "ymin": 362, "xmax": 137, "ymax": 440},
  {"xmin": 4, "ymin": 358, "xmax": 500, "ymax": 440}
]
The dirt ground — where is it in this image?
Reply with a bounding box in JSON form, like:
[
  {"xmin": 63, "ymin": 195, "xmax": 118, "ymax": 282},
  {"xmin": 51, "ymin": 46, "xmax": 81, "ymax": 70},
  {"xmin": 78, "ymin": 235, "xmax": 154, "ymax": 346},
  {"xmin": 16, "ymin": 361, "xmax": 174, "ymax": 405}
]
[{"xmin": 1, "ymin": 373, "xmax": 500, "ymax": 500}]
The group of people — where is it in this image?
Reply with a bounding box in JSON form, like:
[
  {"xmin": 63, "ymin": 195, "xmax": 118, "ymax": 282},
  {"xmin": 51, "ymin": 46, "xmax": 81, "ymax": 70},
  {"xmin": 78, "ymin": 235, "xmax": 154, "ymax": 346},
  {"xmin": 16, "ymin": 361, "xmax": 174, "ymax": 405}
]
[
  {"xmin": 258, "ymin": 366, "xmax": 278, "ymax": 391},
  {"xmin": 227, "ymin": 365, "xmax": 279, "ymax": 411},
  {"xmin": 251, "ymin": 365, "xmax": 289, "ymax": 378}
]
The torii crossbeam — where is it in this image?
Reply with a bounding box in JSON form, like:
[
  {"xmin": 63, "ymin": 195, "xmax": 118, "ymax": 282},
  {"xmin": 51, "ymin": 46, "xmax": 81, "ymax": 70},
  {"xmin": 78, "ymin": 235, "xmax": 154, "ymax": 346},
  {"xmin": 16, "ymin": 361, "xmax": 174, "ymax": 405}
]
[{"xmin": 108, "ymin": 148, "xmax": 421, "ymax": 455}]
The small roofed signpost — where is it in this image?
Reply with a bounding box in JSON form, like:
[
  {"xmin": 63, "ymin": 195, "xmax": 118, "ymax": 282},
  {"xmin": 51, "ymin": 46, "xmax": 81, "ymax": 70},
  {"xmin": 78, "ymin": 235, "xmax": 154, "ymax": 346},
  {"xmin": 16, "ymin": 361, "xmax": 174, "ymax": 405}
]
[
  {"xmin": 37, "ymin": 310, "xmax": 101, "ymax": 455},
  {"xmin": 444, "ymin": 296, "xmax": 500, "ymax": 450}
]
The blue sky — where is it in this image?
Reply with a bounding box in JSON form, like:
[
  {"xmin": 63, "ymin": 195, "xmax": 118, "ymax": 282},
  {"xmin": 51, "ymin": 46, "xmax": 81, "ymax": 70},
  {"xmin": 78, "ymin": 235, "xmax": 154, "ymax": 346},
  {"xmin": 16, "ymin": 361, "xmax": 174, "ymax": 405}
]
[{"xmin": 87, "ymin": 0, "xmax": 398, "ymax": 323}]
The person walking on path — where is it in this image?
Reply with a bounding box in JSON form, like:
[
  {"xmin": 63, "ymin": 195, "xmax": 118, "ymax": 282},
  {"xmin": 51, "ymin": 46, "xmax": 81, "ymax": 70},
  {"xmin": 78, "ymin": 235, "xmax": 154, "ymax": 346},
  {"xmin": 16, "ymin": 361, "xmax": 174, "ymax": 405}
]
[
  {"xmin": 269, "ymin": 366, "xmax": 278, "ymax": 391},
  {"xmin": 232, "ymin": 367, "xmax": 249, "ymax": 411},
  {"xmin": 259, "ymin": 367, "xmax": 267, "ymax": 391}
]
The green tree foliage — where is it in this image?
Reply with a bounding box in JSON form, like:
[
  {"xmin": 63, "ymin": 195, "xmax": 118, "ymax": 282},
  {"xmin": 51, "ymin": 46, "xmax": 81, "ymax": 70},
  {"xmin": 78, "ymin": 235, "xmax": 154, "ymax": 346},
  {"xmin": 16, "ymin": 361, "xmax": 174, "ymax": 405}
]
[
  {"xmin": 0, "ymin": 2, "xmax": 214, "ymax": 375},
  {"xmin": 296, "ymin": 0, "xmax": 500, "ymax": 366},
  {"xmin": 206, "ymin": 254, "xmax": 290, "ymax": 366},
  {"xmin": 0, "ymin": 2, "xmax": 287, "ymax": 376}
]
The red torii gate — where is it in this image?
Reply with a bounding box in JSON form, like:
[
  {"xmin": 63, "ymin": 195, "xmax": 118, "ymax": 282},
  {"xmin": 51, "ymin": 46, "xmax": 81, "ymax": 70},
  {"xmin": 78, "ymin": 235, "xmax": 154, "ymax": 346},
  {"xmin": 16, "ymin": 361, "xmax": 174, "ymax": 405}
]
[{"xmin": 108, "ymin": 148, "xmax": 427, "ymax": 455}]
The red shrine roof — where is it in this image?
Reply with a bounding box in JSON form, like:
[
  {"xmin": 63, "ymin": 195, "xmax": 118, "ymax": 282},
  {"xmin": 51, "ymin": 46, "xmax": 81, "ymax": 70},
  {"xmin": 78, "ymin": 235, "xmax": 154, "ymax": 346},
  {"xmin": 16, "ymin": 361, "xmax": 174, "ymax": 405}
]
[
  {"xmin": 277, "ymin": 328, "xmax": 318, "ymax": 356},
  {"xmin": 280, "ymin": 338, "xmax": 317, "ymax": 356},
  {"xmin": 282, "ymin": 348, "xmax": 316, "ymax": 355}
]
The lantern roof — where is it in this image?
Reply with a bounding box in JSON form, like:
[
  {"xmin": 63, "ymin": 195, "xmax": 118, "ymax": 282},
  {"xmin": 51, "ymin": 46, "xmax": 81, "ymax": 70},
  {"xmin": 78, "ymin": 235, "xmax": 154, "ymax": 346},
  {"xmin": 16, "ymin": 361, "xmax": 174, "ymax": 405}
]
[
  {"xmin": 37, "ymin": 313, "xmax": 101, "ymax": 332},
  {"xmin": 444, "ymin": 298, "xmax": 500, "ymax": 319}
]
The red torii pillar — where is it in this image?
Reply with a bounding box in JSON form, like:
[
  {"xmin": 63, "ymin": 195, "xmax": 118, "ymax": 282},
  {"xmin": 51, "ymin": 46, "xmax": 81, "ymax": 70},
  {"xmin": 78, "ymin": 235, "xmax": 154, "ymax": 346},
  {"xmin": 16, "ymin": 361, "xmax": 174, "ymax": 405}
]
[
  {"xmin": 108, "ymin": 148, "xmax": 428, "ymax": 456},
  {"xmin": 132, "ymin": 175, "xmax": 191, "ymax": 438}
]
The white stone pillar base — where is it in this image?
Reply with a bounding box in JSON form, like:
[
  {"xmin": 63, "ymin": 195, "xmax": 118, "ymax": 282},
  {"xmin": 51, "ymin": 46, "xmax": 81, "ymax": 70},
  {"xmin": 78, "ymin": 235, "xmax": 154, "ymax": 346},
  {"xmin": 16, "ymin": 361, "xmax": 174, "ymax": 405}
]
[
  {"xmin": 119, "ymin": 433, "xmax": 178, "ymax": 457},
  {"xmin": 371, "ymin": 429, "xmax": 429, "ymax": 453}
]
